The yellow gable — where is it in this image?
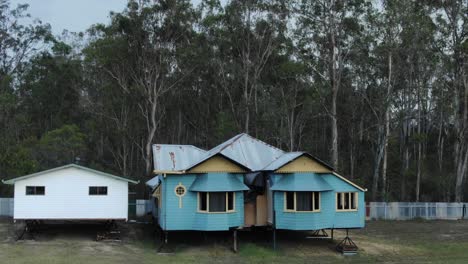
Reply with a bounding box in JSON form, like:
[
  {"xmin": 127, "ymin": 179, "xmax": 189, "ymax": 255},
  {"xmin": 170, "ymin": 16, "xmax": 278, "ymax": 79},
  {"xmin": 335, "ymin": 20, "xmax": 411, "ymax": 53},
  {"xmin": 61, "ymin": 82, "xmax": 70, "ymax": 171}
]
[
  {"xmin": 188, "ymin": 155, "xmax": 246, "ymax": 173},
  {"xmin": 275, "ymin": 156, "xmax": 331, "ymax": 173}
]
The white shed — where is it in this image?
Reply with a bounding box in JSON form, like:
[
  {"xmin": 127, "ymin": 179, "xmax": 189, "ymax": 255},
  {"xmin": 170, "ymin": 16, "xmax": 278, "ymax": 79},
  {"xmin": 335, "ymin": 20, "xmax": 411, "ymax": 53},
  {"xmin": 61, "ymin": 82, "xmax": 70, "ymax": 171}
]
[{"xmin": 2, "ymin": 164, "xmax": 138, "ymax": 221}]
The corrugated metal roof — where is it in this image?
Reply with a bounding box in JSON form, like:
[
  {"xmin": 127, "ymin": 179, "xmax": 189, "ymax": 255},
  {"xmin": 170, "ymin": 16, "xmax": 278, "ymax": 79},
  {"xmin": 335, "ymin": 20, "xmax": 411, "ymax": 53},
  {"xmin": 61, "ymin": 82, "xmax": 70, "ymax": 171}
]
[
  {"xmin": 152, "ymin": 144, "xmax": 206, "ymax": 171},
  {"xmin": 146, "ymin": 175, "xmax": 161, "ymax": 189},
  {"xmin": 152, "ymin": 134, "xmax": 285, "ymax": 172},
  {"xmin": 207, "ymin": 133, "xmax": 285, "ymax": 171},
  {"xmin": 262, "ymin": 152, "xmax": 304, "ymax": 171}
]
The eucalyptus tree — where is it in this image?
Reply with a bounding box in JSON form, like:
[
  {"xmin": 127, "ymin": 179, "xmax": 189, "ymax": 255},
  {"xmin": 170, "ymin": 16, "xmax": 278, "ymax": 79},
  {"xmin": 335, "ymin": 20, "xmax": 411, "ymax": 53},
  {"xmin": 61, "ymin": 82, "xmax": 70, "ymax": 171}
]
[
  {"xmin": 0, "ymin": 0, "xmax": 51, "ymax": 180},
  {"xmin": 85, "ymin": 0, "xmax": 198, "ymax": 175},
  {"xmin": 434, "ymin": 0, "xmax": 468, "ymax": 202},
  {"xmin": 295, "ymin": 0, "xmax": 372, "ymax": 170}
]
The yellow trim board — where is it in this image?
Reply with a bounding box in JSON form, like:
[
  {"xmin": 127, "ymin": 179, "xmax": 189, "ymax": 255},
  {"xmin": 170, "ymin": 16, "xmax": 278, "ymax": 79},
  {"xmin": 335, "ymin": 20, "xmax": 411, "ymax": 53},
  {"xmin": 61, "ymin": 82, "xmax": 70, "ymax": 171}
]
[
  {"xmin": 153, "ymin": 170, "xmax": 185, "ymax": 174},
  {"xmin": 188, "ymin": 156, "xmax": 246, "ymax": 173},
  {"xmin": 276, "ymin": 156, "xmax": 332, "ymax": 173}
]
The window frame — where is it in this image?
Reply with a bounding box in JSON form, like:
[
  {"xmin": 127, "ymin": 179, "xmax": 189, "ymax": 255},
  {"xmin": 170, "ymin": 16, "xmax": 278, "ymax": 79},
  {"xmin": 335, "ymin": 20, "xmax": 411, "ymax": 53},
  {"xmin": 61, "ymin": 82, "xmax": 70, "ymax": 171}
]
[
  {"xmin": 336, "ymin": 192, "xmax": 358, "ymax": 212},
  {"xmin": 283, "ymin": 191, "xmax": 321, "ymax": 213},
  {"xmin": 197, "ymin": 192, "xmax": 236, "ymax": 213},
  {"xmin": 89, "ymin": 186, "xmax": 108, "ymax": 196},
  {"xmin": 25, "ymin": 186, "xmax": 45, "ymax": 196},
  {"xmin": 174, "ymin": 184, "xmax": 186, "ymax": 197}
]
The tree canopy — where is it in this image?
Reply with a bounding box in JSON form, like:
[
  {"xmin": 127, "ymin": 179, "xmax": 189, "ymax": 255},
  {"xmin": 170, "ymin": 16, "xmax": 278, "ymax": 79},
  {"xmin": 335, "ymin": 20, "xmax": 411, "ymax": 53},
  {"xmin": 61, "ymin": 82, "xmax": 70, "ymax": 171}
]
[{"xmin": 0, "ymin": 0, "xmax": 467, "ymax": 201}]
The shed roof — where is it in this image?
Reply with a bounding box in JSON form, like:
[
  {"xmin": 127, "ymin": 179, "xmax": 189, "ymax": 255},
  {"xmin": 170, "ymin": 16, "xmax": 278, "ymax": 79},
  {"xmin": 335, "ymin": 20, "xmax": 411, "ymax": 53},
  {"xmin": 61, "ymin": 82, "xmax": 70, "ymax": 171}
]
[{"xmin": 2, "ymin": 164, "xmax": 139, "ymax": 185}]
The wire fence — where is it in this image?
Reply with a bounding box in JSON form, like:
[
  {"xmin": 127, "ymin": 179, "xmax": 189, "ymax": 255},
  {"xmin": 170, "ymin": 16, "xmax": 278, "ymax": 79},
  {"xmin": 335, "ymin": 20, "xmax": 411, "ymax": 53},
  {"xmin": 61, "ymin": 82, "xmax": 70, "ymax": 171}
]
[{"xmin": 366, "ymin": 202, "xmax": 468, "ymax": 220}]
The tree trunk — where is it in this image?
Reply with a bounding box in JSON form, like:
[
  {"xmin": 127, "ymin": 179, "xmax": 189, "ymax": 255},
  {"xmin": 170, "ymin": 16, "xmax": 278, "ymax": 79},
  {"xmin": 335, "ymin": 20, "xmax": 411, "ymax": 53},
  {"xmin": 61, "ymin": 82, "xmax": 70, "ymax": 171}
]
[
  {"xmin": 326, "ymin": 0, "xmax": 339, "ymax": 170},
  {"xmin": 372, "ymin": 126, "xmax": 385, "ymax": 201},
  {"xmin": 400, "ymin": 113, "xmax": 410, "ymax": 201},
  {"xmin": 144, "ymin": 93, "xmax": 158, "ymax": 177},
  {"xmin": 454, "ymin": 78, "xmax": 468, "ymax": 202},
  {"xmin": 382, "ymin": 52, "xmax": 392, "ymax": 201},
  {"xmin": 416, "ymin": 74, "xmax": 422, "ymax": 202},
  {"xmin": 330, "ymin": 20, "xmax": 339, "ymax": 169}
]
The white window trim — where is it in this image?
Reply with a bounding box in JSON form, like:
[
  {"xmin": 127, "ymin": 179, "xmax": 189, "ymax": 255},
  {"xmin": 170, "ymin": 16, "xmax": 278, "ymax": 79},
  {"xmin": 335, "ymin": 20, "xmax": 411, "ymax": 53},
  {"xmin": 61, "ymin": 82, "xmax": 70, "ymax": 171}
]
[
  {"xmin": 174, "ymin": 183, "xmax": 187, "ymax": 208},
  {"xmin": 174, "ymin": 183, "xmax": 187, "ymax": 197},
  {"xmin": 197, "ymin": 192, "xmax": 236, "ymax": 214},
  {"xmin": 336, "ymin": 192, "xmax": 358, "ymax": 212},
  {"xmin": 284, "ymin": 191, "xmax": 321, "ymax": 213}
]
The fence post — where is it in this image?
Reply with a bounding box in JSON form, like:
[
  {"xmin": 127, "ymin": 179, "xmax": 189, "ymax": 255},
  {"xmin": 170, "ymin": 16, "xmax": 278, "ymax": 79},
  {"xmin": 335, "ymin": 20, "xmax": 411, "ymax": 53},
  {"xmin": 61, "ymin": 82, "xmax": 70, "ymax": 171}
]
[
  {"xmin": 384, "ymin": 203, "xmax": 387, "ymax": 220},
  {"xmin": 425, "ymin": 203, "xmax": 428, "ymax": 220},
  {"xmin": 463, "ymin": 204, "xmax": 466, "ymax": 220}
]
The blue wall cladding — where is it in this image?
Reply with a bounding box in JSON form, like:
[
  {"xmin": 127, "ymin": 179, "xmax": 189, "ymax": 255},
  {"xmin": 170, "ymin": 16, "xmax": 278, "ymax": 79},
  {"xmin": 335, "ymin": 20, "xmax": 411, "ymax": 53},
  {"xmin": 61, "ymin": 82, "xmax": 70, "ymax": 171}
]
[
  {"xmin": 161, "ymin": 173, "xmax": 245, "ymax": 231},
  {"xmin": 272, "ymin": 173, "xmax": 365, "ymax": 230}
]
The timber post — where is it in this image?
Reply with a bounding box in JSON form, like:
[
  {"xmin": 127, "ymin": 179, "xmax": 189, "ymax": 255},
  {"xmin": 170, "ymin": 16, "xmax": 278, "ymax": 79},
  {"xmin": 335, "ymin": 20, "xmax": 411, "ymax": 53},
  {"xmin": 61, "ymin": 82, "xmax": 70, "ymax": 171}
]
[{"xmin": 233, "ymin": 229, "xmax": 238, "ymax": 253}]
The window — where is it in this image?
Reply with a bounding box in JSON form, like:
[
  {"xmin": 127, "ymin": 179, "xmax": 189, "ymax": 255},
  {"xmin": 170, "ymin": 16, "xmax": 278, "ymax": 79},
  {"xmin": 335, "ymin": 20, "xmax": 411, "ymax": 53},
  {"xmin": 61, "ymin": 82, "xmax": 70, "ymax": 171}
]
[
  {"xmin": 89, "ymin": 186, "xmax": 108, "ymax": 195},
  {"xmin": 175, "ymin": 185, "xmax": 186, "ymax": 196},
  {"xmin": 286, "ymin": 192, "xmax": 295, "ymax": 210},
  {"xmin": 227, "ymin": 192, "xmax": 234, "ymax": 211},
  {"xmin": 336, "ymin": 192, "xmax": 358, "ymax": 211},
  {"xmin": 199, "ymin": 192, "xmax": 208, "ymax": 211},
  {"xmin": 284, "ymin": 192, "xmax": 320, "ymax": 212},
  {"xmin": 174, "ymin": 183, "xmax": 186, "ymax": 208},
  {"xmin": 198, "ymin": 192, "xmax": 235, "ymax": 213},
  {"xmin": 209, "ymin": 192, "xmax": 226, "ymax": 212},
  {"xmin": 26, "ymin": 186, "xmax": 45, "ymax": 195}
]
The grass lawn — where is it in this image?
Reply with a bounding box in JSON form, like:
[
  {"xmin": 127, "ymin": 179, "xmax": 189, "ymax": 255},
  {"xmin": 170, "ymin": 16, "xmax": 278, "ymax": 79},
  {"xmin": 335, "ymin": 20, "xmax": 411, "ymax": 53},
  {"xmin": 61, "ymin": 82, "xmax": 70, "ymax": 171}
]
[{"xmin": 1, "ymin": 218, "xmax": 468, "ymax": 263}]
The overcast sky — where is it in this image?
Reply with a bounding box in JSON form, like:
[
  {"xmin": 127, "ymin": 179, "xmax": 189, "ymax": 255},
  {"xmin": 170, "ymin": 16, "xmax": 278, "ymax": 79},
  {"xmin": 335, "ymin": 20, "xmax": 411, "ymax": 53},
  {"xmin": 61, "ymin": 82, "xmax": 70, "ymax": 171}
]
[{"xmin": 10, "ymin": 0, "xmax": 128, "ymax": 34}]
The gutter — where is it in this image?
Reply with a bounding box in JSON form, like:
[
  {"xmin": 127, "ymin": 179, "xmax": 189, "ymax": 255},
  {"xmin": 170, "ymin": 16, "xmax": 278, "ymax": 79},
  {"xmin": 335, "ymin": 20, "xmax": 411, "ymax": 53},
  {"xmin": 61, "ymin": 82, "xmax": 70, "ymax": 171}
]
[{"xmin": 1, "ymin": 179, "xmax": 13, "ymax": 185}]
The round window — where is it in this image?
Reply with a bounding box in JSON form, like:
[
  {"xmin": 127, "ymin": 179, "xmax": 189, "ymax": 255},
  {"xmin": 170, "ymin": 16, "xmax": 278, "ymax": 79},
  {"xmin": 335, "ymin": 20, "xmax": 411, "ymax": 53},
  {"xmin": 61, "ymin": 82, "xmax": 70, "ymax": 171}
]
[{"xmin": 174, "ymin": 184, "xmax": 186, "ymax": 197}]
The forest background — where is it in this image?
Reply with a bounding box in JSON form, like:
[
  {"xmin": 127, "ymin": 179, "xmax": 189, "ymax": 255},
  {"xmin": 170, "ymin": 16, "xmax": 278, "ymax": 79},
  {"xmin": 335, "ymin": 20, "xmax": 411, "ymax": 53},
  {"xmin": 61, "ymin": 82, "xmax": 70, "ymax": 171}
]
[{"xmin": 0, "ymin": 0, "xmax": 467, "ymax": 201}]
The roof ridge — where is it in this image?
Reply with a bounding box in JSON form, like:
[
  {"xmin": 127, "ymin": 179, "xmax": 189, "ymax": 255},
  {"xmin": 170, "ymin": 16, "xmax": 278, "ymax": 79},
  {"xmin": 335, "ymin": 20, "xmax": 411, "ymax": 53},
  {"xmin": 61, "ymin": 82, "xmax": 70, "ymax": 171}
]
[
  {"xmin": 153, "ymin": 144, "xmax": 206, "ymax": 152},
  {"xmin": 241, "ymin": 133, "xmax": 285, "ymax": 153}
]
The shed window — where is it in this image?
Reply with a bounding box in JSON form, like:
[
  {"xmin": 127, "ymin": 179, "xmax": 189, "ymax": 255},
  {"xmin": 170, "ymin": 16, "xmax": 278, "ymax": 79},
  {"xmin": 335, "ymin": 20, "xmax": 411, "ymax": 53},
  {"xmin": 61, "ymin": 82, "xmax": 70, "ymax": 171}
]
[
  {"xmin": 89, "ymin": 186, "xmax": 108, "ymax": 195},
  {"xmin": 26, "ymin": 186, "xmax": 45, "ymax": 195},
  {"xmin": 336, "ymin": 192, "xmax": 358, "ymax": 211},
  {"xmin": 198, "ymin": 192, "xmax": 235, "ymax": 213},
  {"xmin": 284, "ymin": 192, "xmax": 320, "ymax": 212}
]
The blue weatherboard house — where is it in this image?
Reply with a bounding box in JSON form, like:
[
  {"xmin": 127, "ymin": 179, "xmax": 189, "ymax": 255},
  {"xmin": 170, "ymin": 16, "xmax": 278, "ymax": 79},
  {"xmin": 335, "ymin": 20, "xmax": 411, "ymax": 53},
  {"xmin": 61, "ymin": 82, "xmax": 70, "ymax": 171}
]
[{"xmin": 146, "ymin": 134, "xmax": 366, "ymax": 251}]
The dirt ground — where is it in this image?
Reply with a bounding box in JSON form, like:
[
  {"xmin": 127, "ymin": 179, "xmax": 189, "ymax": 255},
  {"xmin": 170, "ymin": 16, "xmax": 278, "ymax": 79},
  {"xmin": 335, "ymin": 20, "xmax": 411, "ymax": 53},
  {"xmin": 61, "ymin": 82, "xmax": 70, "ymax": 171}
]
[{"xmin": 1, "ymin": 217, "xmax": 468, "ymax": 263}]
